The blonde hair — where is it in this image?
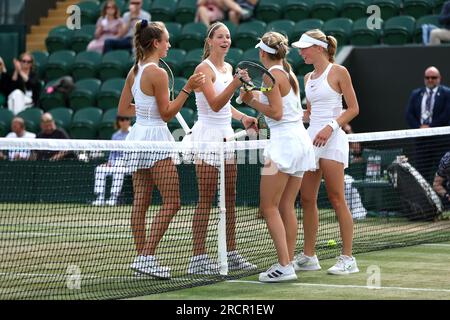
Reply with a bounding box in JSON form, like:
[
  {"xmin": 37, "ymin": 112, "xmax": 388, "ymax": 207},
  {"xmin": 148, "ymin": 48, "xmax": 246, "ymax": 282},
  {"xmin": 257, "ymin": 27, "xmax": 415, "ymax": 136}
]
[
  {"xmin": 133, "ymin": 20, "xmax": 166, "ymax": 74},
  {"xmin": 304, "ymin": 29, "xmax": 337, "ymax": 63},
  {"xmin": 202, "ymin": 22, "xmax": 227, "ymax": 61},
  {"xmin": 260, "ymin": 31, "xmax": 298, "ymax": 95}
]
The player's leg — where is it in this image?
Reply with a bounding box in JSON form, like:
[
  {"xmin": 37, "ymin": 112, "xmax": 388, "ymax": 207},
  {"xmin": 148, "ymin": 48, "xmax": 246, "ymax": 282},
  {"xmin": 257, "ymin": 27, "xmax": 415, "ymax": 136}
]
[{"xmin": 93, "ymin": 165, "xmax": 109, "ymax": 205}]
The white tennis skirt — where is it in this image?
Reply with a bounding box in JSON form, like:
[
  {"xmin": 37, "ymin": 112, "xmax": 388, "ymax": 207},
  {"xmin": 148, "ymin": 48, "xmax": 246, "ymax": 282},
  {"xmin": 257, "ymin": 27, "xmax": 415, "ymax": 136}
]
[
  {"xmin": 125, "ymin": 122, "xmax": 179, "ymax": 171},
  {"xmin": 190, "ymin": 120, "xmax": 235, "ymax": 167},
  {"xmin": 307, "ymin": 124, "xmax": 349, "ymax": 169},
  {"xmin": 264, "ymin": 124, "xmax": 316, "ymax": 177}
]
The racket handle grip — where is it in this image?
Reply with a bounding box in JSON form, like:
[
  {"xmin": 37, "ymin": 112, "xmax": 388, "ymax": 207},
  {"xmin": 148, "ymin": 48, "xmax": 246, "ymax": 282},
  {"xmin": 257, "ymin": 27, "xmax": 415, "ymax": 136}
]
[
  {"xmin": 236, "ymin": 95, "xmax": 243, "ymax": 105},
  {"xmin": 175, "ymin": 112, "xmax": 192, "ymax": 135},
  {"xmin": 225, "ymin": 129, "xmax": 248, "ymax": 141}
]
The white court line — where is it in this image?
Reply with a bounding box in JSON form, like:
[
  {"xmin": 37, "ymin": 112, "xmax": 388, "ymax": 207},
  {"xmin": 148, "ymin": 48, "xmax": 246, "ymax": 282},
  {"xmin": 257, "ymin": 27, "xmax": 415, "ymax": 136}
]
[
  {"xmin": 226, "ymin": 280, "xmax": 450, "ymax": 293},
  {"xmin": 420, "ymin": 243, "xmax": 450, "ymax": 247}
]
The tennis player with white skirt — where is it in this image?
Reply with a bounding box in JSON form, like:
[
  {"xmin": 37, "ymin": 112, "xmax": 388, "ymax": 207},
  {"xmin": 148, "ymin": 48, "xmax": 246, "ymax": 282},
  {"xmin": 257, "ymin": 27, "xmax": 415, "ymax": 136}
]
[
  {"xmin": 188, "ymin": 22, "xmax": 258, "ymax": 275},
  {"xmin": 118, "ymin": 20, "xmax": 205, "ymax": 279},
  {"xmin": 292, "ymin": 29, "xmax": 360, "ymax": 275},
  {"xmin": 240, "ymin": 31, "xmax": 316, "ymax": 282}
]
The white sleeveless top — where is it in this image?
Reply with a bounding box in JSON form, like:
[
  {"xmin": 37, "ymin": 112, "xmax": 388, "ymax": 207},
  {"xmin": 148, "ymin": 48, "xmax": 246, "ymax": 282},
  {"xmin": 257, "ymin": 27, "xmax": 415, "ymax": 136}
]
[
  {"xmin": 304, "ymin": 63, "xmax": 343, "ymax": 127},
  {"xmin": 131, "ymin": 62, "xmax": 166, "ymax": 126},
  {"xmin": 195, "ymin": 59, "xmax": 233, "ymax": 126},
  {"xmin": 259, "ymin": 65, "xmax": 303, "ymax": 129}
]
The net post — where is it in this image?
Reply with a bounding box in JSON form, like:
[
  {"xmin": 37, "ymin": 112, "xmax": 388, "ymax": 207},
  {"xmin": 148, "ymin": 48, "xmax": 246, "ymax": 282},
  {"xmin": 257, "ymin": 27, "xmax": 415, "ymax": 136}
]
[{"xmin": 217, "ymin": 142, "xmax": 228, "ymax": 275}]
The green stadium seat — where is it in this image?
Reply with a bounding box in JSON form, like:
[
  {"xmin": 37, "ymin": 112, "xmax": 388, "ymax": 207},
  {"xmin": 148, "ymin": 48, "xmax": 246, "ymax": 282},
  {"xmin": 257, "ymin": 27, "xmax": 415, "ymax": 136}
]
[
  {"xmin": 283, "ymin": 0, "xmax": 313, "ymax": 22},
  {"xmin": 223, "ymin": 20, "xmax": 237, "ymax": 38},
  {"xmin": 69, "ymin": 107, "xmax": 102, "ymax": 139},
  {"xmin": 287, "ymin": 49, "xmax": 302, "ymax": 75},
  {"xmin": 164, "ymin": 48, "xmax": 187, "ymax": 77},
  {"xmin": 297, "ymin": 75, "xmax": 305, "ymax": 100},
  {"xmin": 39, "ymin": 77, "xmax": 68, "ymax": 111},
  {"xmin": 340, "ymin": 0, "xmax": 370, "ymax": 21},
  {"xmin": 241, "ymin": 48, "xmax": 260, "ymax": 64},
  {"xmin": 150, "ymin": 0, "xmax": 177, "ymax": 22},
  {"xmin": 266, "ymin": 20, "xmax": 295, "ymax": 41},
  {"xmin": 17, "ymin": 108, "xmax": 43, "ymax": 134},
  {"xmin": 97, "ymin": 78, "xmax": 125, "ymax": 110},
  {"xmin": 69, "ymin": 78, "xmax": 102, "ymax": 110},
  {"xmin": 0, "ymin": 109, "xmax": 14, "ymax": 137},
  {"xmin": 383, "ymin": 16, "xmax": 416, "ymax": 45},
  {"xmin": 45, "ymin": 25, "xmax": 73, "ymax": 53},
  {"xmin": 174, "ymin": 0, "xmax": 197, "ymax": 24},
  {"xmin": 232, "ymin": 107, "xmax": 258, "ymax": 130},
  {"xmin": 78, "ymin": 1, "xmax": 101, "ymax": 25},
  {"xmin": 310, "ymin": 0, "xmax": 342, "ymax": 21},
  {"xmin": 0, "ymin": 94, "xmax": 4, "ymax": 109},
  {"xmin": 255, "ymin": 0, "xmax": 286, "ymax": 23},
  {"xmin": 177, "ymin": 22, "xmax": 208, "ymax": 51},
  {"xmin": 350, "ymin": 17, "xmax": 383, "ymax": 45},
  {"xmin": 70, "ymin": 24, "xmax": 96, "ymax": 53},
  {"xmin": 433, "ymin": 0, "xmax": 445, "ymax": 13},
  {"xmin": 403, "ymin": 0, "xmax": 433, "ymax": 19},
  {"xmin": 173, "ymin": 76, "xmax": 196, "ymax": 110},
  {"xmin": 71, "ymin": 50, "xmax": 102, "ymax": 81},
  {"xmin": 98, "ymin": 50, "xmax": 129, "ymax": 81},
  {"xmin": 370, "ymin": 0, "xmax": 401, "ymax": 21},
  {"xmin": 291, "ymin": 19, "xmax": 324, "ymax": 45},
  {"xmin": 297, "ymin": 54, "xmax": 314, "ymax": 76},
  {"xmin": 234, "ymin": 20, "xmax": 267, "ymax": 51},
  {"xmin": 414, "ymin": 14, "xmax": 440, "ymax": 43},
  {"xmin": 225, "ymin": 48, "xmax": 244, "ymax": 69},
  {"xmin": 168, "ymin": 107, "xmax": 196, "ymax": 132},
  {"xmin": 31, "ymin": 51, "xmax": 49, "ymax": 79},
  {"xmin": 98, "ymin": 107, "xmax": 118, "ymax": 140},
  {"xmin": 139, "ymin": 0, "xmax": 152, "ymax": 12},
  {"xmin": 323, "ymin": 18, "xmax": 353, "ymax": 46},
  {"xmin": 49, "ymin": 107, "xmax": 73, "ymax": 130},
  {"xmin": 165, "ymin": 22, "xmax": 183, "ymax": 48},
  {"xmin": 180, "ymin": 48, "xmax": 203, "ymax": 79},
  {"xmin": 45, "ymin": 50, "xmax": 76, "ymax": 81}
]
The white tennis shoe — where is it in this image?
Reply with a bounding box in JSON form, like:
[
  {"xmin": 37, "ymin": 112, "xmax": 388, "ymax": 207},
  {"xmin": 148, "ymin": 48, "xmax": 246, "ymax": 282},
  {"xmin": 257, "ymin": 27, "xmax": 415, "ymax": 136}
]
[
  {"xmin": 227, "ymin": 250, "xmax": 257, "ymax": 271},
  {"xmin": 92, "ymin": 198, "xmax": 105, "ymax": 206},
  {"xmin": 188, "ymin": 254, "xmax": 221, "ymax": 275},
  {"xmin": 131, "ymin": 255, "xmax": 171, "ymax": 279},
  {"xmin": 259, "ymin": 263, "xmax": 297, "ymax": 283},
  {"xmin": 293, "ymin": 253, "xmax": 322, "ymax": 271},
  {"xmin": 327, "ymin": 255, "xmax": 359, "ymax": 275}
]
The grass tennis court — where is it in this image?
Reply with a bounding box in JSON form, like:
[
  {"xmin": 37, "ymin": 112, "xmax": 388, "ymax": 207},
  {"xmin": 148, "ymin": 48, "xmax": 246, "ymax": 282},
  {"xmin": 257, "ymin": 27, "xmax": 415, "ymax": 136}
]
[
  {"xmin": 1, "ymin": 203, "xmax": 450, "ymax": 299},
  {"xmin": 131, "ymin": 242, "xmax": 450, "ymax": 300}
]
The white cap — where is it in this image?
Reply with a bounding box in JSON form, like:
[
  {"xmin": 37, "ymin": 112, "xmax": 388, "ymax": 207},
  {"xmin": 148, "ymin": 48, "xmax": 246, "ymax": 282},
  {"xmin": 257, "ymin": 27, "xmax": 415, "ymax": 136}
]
[
  {"xmin": 292, "ymin": 33, "xmax": 328, "ymax": 49},
  {"xmin": 255, "ymin": 40, "xmax": 277, "ymax": 54}
]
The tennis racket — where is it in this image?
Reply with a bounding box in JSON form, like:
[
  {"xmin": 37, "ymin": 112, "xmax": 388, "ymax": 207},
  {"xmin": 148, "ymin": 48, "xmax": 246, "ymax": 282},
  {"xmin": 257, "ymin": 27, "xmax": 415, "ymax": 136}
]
[
  {"xmin": 159, "ymin": 58, "xmax": 192, "ymax": 135},
  {"xmin": 235, "ymin": 61, "xmax": 276, "ymax": 105}
]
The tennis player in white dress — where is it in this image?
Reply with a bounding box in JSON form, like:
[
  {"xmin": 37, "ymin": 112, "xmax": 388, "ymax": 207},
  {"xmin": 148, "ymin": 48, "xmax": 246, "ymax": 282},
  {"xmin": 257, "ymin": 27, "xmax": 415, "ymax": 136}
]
[
  {"xmin": 118, "ymin": 20, "xmax": 205, "ymax": 279},
  {"xmin": 240, "ymin": 31, "xmax": 316, "ymax": 283},
  {"xmin": 292, "ymin": 29, "xmax": 360, "ymax": 275}
]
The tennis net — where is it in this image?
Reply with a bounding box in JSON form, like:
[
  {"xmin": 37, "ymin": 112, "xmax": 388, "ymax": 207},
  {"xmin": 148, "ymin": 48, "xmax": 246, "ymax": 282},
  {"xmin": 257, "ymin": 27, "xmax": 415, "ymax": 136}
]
[{"xmin": 0, "ymin": 126, "xmax": 449, "ymax": 299}]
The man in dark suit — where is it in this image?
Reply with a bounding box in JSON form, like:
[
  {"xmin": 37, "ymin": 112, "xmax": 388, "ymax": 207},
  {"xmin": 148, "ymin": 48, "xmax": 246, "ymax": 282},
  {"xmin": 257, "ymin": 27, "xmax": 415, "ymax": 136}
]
[{"xmin": 405, "ymin": 66, "xmax": 450, "ymax": 182}]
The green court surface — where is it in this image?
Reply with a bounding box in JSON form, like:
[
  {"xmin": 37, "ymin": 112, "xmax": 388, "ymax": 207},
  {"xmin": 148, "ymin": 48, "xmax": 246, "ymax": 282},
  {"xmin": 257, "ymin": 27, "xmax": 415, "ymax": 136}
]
[{"xmin": 130, "ymin": 242, "xmax": 450, "ymax": 300}]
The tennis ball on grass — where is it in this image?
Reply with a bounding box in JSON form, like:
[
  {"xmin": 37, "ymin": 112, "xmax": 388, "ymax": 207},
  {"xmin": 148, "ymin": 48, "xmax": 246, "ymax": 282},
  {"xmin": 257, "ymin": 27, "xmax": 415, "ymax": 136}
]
[{"xmin": 327, "ymin": 240, "xmax": 337, "ymax": 248}]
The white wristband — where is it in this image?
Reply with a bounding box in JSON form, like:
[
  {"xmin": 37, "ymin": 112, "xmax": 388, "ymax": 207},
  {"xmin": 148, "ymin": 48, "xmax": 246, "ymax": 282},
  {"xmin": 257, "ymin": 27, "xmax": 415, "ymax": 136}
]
[{"xmin": 328, "ymin": 120, "xmax": 340, "ymax": 131}]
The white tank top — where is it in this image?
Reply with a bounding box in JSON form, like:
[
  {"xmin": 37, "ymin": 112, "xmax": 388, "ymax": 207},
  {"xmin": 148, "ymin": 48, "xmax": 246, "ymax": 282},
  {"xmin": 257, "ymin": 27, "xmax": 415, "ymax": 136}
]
[
  {"xmin": 304, "ymin": 63, "xmax": 343, "ymax": 127},
  {"xmin": 260, "ymin": 65, "xmax": 303, "ymax": 129},
  {"xmin": 131, "ymin": 62, "xmax": 166, "ymax": 126},
  {"xmin": 195, "ymin": 59, "xmax": 233, "ymax": 126}
]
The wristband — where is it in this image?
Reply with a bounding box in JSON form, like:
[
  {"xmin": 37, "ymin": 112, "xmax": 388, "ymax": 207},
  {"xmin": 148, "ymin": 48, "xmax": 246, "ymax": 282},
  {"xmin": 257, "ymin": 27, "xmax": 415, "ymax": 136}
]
[
  {"xmin": 181, "ymin": 88, "xmax": 191, "ymax": 96},
  {"xmin": 328, "ymin": 119, "xmax": 340, "ymax": 131},
  {"xmin": 445, "ymin": 192, "xmax": 449, "ymax": 199}
]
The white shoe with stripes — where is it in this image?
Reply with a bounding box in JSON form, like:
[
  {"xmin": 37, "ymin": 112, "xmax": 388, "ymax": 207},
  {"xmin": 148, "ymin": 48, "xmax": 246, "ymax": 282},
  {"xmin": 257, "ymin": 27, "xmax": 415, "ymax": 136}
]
[{"xmin": 258, "ymin": 263, "xmax": 297, "ymax": 283}]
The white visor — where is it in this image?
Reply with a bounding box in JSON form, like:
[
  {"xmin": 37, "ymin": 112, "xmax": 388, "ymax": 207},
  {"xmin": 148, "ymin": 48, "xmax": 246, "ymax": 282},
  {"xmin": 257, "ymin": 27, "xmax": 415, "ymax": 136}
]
[
  {"xmin": 255, "ymin": 40, "xmax": 276, "ymax": 54},
  {"xmin": 292, "ymin": 33, "xmax": 328, "ymax": 49}
]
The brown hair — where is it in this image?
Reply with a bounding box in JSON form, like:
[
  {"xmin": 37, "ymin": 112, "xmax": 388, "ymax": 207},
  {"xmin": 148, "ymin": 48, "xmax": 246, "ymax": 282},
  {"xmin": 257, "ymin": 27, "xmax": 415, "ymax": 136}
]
[
  {"xmin": 259, "ymin": 32, "xmax": 298, "ymax": 95},
  {"xmin": 101, "ymin": 0, "xmax": 120, "ymax": 19},
  {"xmin": 133, "ymin": 20, "xmax": 166, "ymax": 74},
  {"xmin": 19, "ymin": 52, "xmax": 35, "ymax": 71},
  {"xmin": 304, "ymin": 29, "xmax": 337, "ymax": 63},
  {"xmin": 202, "ymin": 22, "xmax": 227, "ymax": 61}
]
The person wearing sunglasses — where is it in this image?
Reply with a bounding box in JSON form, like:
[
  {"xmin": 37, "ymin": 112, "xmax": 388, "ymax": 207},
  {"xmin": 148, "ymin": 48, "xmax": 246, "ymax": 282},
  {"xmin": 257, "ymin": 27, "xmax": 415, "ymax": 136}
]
[
  {"xmin": 103, "ymin": 0, "xmax": 150, "ymax": 54},
  {"xmin": 405, "ymin": 66, "xmax": 450, "ymax": 181},
  {"xmin": 7, "ymin": 52, "xmax": 41, "ymax": 115}
]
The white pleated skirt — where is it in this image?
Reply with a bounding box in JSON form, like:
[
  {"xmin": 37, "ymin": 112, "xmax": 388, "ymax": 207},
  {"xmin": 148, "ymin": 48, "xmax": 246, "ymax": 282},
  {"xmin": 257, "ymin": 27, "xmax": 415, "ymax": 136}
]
[
  {"xmin": 264, "ymin": 123, "xmax": 316, "ymax": 177},
  {"xmin": 125, "ymin": 122, "xmax": 179, "ymax": 171},
  {"xmin": 307, "ymin": 124, "xmax": 349, "ymax": 169}
]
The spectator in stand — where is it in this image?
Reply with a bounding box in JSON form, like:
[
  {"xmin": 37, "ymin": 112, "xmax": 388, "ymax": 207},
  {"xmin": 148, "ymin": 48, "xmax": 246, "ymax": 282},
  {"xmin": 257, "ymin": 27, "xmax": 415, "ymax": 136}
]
[
  {"xmin": 228, "ymin": 0, "xmax": 257, "ymax": 25},
  {"xmin": 31, "ymin": 113, "xmax": 72, "ymax": 161},
  {"xmin": 87, "ymin": 0, "xmax": 124, "ymax": 53},
  {"xmin": 430, "ymin": 1, "xmax": 450, "ymax": 45},
  {"xmin": 7, "ymin": 52, "xmax": 41, "ymax": 115},
  {"xmin": 433, "ymin": 151, "xmax": 450, "ymax": 210},
  {"xmin": 4, "ymin": 117, "xmax": 36, "ymax": 161},
  {"xmin": 196, "ymin": 0, "xmax": 225, "ymax": 27},
  {"xmin": 103, "ymin": 0, "xmax": 151, "ymax": 53},
  {"xmin": 0, "ymin": 56, "xmax": 10, "ymax": 107},
  {"xmin": 196, "ymin": 0, "xmax": 255, "ymax": 27}
]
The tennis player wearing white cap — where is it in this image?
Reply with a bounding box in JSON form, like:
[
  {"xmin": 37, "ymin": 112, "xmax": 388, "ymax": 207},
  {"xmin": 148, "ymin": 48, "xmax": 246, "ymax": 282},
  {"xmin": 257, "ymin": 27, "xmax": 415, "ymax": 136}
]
[{"xmin": 291, "ymin": 29, "xmax": 360, "ymax": 275}]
